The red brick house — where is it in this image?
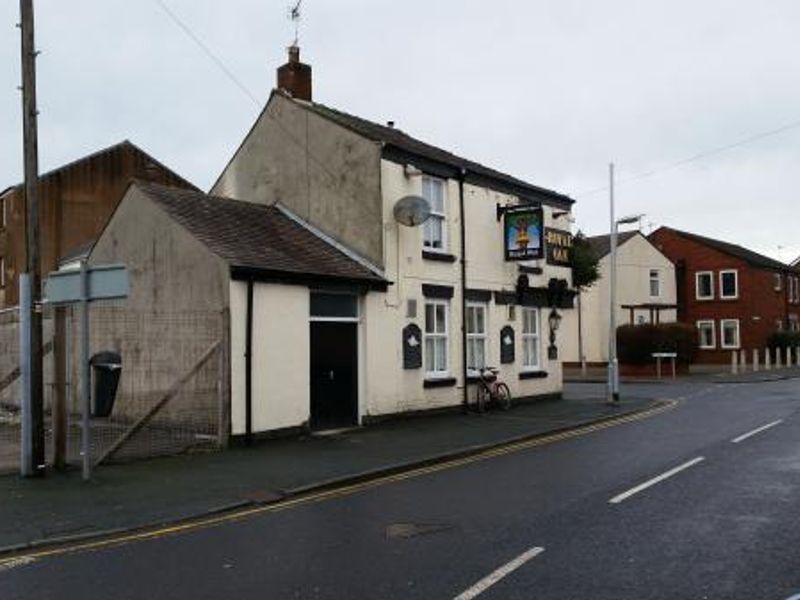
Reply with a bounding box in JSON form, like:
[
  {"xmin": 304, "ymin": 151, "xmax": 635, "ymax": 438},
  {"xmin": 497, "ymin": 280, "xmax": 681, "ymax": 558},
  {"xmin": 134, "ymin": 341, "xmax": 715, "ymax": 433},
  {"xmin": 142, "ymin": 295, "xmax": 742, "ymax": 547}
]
[{"xmin": 649, "ymin": 227, "xmax": 800, "ymax": 364}]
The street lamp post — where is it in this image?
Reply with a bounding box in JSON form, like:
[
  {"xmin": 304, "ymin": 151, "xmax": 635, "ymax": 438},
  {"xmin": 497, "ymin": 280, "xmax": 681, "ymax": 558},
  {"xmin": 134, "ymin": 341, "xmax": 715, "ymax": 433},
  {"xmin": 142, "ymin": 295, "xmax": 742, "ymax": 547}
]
[{"xmin": 607, "ymin": 162, "xmax": 643, "ymax": 405}]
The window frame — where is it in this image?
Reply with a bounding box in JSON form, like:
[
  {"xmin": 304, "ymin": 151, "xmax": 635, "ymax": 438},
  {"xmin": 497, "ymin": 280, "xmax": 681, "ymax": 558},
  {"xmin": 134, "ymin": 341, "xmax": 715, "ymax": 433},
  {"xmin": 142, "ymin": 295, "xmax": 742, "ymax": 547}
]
[
  {"xmin": 695, "ymin": 271, "xmax": 714, "ymax": 300},
  {"xmin": 720, "ymin": 319, "xmax": 741, "ymax": 349},
  {"xmin": 465, "ymin": 302, "xmax": 488, "ymax": 376},
  {"xmin": 521, "ymin": 307, "xmax": 541, "ymax": 371},
  {"xmin": 421, "ymin": 175, "xmax": 447, "ymax": 253},
  {"xmin": 774, "ymin": 273, "xmax": 783, "ymax": 292},
  {"xmin": 649, "ymin": 269, "xmax": 661, "ymax": 298},
  {"xmin": 423, "ymin": 299, "xmax": 449, "ymax": 378},
  {"xmin": 696, "ymin": 320, "xmax": 716, "ymax": 349},
  {"xmin": 719, "ymin": 269, "xmax": 739, "ymax": 300}
]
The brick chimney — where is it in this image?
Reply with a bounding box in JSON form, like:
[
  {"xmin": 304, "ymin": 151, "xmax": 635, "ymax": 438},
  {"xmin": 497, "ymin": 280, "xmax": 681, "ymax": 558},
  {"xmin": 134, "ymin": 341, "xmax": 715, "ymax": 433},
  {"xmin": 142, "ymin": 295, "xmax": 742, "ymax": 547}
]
[{"xmin": 277, "ymin": 45, "xmax": 312, "ymax": 101}]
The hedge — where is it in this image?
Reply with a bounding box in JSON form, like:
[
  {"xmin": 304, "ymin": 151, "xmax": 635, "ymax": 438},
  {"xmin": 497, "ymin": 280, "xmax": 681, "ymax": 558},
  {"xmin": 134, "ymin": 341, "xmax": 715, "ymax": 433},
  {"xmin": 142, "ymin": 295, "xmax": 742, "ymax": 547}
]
[
  {"xmin": 767, "ymin": 331, "xmax": 800, "ymax": 350},
  {"xmin": 617, "ymin": 323, "xmax": 697, "ymax": 365}
]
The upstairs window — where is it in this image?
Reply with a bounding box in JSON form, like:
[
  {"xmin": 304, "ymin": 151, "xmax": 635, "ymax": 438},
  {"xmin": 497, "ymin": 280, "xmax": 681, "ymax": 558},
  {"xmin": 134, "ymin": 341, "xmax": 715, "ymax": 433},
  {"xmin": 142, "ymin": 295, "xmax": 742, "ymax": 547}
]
[
  {"xmin": 720, "ymin": 270, "xmax": 738, "ymax": 299},
  {"xmin": 422, "ymin": 176, "xmax": 446, "ymax": 251},
  {"xmin": 649, "ymin": 269, "xmax": 661, "ymax": 298},
  {"xmin": 774, "ymin": 273, "xmax": 783, "ymax": 292},
  {"xmin": 696, "ymin": 272, "xmax": 714, "ymax": 300}
]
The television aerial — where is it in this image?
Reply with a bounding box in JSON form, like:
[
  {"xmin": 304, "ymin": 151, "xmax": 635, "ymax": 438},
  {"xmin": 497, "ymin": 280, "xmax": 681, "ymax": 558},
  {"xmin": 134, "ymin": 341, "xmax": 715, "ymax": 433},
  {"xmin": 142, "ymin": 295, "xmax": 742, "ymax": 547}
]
[{"xmin": 393, "ymin": 195, "xmax": 431, "ymax": 227}]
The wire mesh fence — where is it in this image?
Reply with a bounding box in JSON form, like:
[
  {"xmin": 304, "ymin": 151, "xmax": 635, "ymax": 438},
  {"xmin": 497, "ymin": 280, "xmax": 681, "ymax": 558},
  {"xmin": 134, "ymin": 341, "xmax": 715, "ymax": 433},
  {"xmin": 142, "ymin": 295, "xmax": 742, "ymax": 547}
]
[{"xmin": 0, "ymin": 303, "xmax": 227, "ymax": 474}]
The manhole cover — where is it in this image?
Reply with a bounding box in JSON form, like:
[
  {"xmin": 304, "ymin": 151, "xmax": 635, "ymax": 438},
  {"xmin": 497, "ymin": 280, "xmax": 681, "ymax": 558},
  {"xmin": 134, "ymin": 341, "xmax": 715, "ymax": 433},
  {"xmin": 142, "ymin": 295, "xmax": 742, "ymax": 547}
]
[{"xmin": 385, "ymin": 523, "xmax": 453, "ymax": 539}]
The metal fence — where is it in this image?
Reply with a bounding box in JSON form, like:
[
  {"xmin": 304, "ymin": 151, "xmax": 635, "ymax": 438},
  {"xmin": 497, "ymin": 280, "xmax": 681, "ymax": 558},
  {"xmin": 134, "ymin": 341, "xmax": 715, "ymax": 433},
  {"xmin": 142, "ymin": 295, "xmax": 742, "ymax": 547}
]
[{"xmin": 0, "ymin": 304, "xmax": 228, "ymax": 474}]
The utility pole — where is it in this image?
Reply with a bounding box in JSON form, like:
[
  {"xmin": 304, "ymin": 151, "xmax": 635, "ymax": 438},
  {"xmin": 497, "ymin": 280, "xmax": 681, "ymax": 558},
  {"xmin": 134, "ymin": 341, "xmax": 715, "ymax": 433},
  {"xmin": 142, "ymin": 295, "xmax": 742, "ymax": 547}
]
[
  {"xmin": 607, "ymin": 163, "xmax": 620, "ymax": 404},
  {"xmin": 19, "ymin": 0, "xmax": 45, "ymax": 476}
]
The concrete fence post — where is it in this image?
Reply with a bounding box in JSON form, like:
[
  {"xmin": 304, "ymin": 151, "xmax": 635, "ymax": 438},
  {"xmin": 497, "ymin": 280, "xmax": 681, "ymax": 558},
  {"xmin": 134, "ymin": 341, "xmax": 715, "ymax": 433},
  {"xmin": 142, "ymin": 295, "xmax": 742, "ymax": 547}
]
[
  {"xmin": 731, "ymin": 351, "xmax": 738, "ymax": 374},
  {"xmin": 753, "ymin": 348, "xmax": 759, "ymax": 372},
  {"xmin": 765, "ymin": 348, "xmax": 772, "ymax": 370}
]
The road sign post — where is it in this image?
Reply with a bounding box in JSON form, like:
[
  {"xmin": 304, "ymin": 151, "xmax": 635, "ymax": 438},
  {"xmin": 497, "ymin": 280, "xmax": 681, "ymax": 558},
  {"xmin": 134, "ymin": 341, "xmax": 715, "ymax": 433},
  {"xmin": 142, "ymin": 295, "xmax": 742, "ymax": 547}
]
[{"xmin": 43, "ymin": 262, "xmax": 129, "ymax": 481}]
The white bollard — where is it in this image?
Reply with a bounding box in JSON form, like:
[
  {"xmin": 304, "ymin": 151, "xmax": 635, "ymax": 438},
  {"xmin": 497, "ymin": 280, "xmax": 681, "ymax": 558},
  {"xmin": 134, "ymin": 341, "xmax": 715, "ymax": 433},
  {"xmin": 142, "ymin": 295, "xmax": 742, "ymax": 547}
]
[
  {"xmin": 776, "ymin": 347, "xmax": 783, "ymax": 369},
  {"xmin": 740, "ymin": 349, "xmax": 747, "ymax": 372},
  {"xmin": 753, "ymin": 348, "xmax": 759, "ymax": 372},
  {"xmin": 731, "ymin": 350, "xmax": 738, "ymax": 374},
  {"xmin": 796, "ymin": 346, "xmax": 800, "ymax": 368},
  {"xmin": 786, "ymin": 347, "xmax": 791, "ymax": 369},
  {"xmin": 765, "ymin": 348, "xmax": 772, "ymax": 370}
]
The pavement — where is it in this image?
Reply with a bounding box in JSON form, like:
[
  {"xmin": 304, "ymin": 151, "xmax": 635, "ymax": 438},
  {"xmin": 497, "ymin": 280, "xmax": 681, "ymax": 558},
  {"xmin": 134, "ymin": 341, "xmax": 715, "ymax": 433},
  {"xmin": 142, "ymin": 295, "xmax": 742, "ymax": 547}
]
[
  {"xmin": 564, "ymin": 364, "xmax": 800, "ymax": 385},
  {"xmin": 0, "ymin": 390, "xmax": 657, "ymax": 554}
]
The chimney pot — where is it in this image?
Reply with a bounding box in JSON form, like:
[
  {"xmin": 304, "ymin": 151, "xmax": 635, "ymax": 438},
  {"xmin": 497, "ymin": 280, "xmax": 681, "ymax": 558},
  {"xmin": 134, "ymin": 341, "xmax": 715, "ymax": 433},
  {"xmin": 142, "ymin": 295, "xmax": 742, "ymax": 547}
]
[{"xmin": 387, "ymin": 121, "xmax": 395, "ymax": 128}]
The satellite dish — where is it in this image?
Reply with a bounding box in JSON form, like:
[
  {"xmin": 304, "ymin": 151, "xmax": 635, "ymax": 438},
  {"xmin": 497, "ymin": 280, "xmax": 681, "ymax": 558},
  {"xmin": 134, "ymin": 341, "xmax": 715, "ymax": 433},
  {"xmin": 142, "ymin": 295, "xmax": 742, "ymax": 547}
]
[{"xmin": 393, "ymin": 195, "xmax": 431, "ymax": 227}]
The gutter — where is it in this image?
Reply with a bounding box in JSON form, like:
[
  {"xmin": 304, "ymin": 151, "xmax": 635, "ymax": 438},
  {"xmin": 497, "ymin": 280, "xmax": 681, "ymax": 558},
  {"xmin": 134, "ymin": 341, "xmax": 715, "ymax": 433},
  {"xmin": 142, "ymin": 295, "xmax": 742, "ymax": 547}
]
[{"xmin": 245, "ymin": 280, "xmax": 254, "ymax": 446}]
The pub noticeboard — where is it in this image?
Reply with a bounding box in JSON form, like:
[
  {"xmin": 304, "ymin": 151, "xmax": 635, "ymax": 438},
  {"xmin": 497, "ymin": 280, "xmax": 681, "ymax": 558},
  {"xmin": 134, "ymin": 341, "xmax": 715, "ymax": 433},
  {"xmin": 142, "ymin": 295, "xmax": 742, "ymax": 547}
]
[
  {"xmin": 504, "ymin": 206, "xmax": 544, "ymax": 261},
  {"xmin": 545, "ymin": 228, "xmax": 573, "ymax": 267}
]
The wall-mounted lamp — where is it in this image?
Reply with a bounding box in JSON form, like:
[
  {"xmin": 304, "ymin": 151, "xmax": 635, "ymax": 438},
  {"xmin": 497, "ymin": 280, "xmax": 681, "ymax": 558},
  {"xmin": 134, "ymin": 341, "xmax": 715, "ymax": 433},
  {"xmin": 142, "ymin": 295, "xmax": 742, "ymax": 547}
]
[{"xmin": 404, "ymin": 164, "xmax": 423, "ymax": 178}]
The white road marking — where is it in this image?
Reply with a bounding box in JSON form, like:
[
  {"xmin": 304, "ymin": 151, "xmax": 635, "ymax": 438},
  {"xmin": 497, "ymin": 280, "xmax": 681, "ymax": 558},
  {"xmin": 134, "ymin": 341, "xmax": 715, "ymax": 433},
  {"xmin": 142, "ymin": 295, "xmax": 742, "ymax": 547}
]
[
  {"xmin": 0, "ymin": 556, "xmax": 37, "ymax": 572},
  {"xmin": 453, "ymin": 546, "xmax": 545, "ymax": 600},
  {"xmin": 731, "ymin": 420, "xmax": 783, "ymax": 444},
  {"xmin": 609, "ymin": 457, "xmax": 705, "ymax": 504}
]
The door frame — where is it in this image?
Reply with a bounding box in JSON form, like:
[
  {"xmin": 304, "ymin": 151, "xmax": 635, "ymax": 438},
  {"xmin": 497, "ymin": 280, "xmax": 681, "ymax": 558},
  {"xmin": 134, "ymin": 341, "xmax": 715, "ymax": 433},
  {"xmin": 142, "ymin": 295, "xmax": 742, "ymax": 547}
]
[{"xmin": 309, "ymin": 294, "xmax": 364, "ymax": 426}]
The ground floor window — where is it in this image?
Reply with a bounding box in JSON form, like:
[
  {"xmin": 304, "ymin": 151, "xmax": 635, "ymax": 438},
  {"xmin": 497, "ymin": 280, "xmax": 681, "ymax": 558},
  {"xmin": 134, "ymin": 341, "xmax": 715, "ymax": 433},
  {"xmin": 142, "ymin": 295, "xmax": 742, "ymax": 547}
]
[
  {"xmin": 696, "ymin": 320, "xmax": 715, "ymax": 349},
  {"xmin": 720, "ymin": 319, "xmax": 741, "ymax": 349},
  {"xmin": 521, "ymin": 308, "xmax": 540, "ymax": 370},
  {"xmin": 424, "ymin": 300, "xmax": 449, "ymax": 376},
  {"xmin": 466, "ymin": 303, "xmax": 487, "ymax": 374}
]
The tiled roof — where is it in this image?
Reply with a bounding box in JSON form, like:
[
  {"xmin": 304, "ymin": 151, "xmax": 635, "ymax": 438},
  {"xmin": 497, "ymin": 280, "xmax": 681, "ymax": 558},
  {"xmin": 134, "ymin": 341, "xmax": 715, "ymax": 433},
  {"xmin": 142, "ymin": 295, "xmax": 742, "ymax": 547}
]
[
  {"xmin": 135, "ymin": 182, "xmax": 387, "ymax": 288},
  {"xmin": 586, "ymin": 231, "xmax": 640, "ymax": 258},
  {"xmin": 291, "ymin": 93, "xmax": 574, "ymax": 207},
  {"xmin": 653, "ymin": 227, "xmax": 788, "ymax": 271}
]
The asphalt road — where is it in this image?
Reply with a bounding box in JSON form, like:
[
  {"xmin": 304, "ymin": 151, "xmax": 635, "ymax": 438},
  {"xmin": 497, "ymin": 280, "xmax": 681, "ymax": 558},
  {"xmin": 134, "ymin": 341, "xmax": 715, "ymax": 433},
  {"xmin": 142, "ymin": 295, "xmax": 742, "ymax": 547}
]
[{"xmin": 2, "ymin": 379, "xmax": 800, "ymax": 599}]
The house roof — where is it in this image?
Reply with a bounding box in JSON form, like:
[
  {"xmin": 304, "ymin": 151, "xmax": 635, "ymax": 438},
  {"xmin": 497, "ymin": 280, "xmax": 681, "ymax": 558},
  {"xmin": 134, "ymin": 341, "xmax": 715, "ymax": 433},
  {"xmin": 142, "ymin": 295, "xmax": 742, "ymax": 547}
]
[
  {"xmin": 586, "ymin": 231, "xmax": 640, "ymax": 258},
  {"xmin": 1, "ymin": 140, "xmax": 197, "ymax": 195},
  {"xmin": 134, "ymin": 182, "xmax": 387, "ymax": 289},
  {"xmin": 652, "ymin": 226, "xmax": 788, "ymax": 271},
  {"xmin": 275, "ymin": 90, "xmax": 574, "ymax": 208}
]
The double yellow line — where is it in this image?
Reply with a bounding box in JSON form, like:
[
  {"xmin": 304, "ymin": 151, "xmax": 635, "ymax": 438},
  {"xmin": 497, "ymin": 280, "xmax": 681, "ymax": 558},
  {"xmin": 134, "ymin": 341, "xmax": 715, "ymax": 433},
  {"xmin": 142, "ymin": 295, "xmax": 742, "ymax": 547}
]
[{"xmin": 0, "ymin": 399, "xmax": 678, "ymax": 567}]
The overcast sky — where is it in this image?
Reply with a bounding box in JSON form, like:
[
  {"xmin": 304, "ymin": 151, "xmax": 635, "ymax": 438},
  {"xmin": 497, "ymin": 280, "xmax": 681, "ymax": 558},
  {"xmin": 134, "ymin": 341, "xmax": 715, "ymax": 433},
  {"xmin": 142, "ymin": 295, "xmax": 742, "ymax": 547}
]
[{"xmin": 2, "ymin": 1, "xmax": 799, "ymax": 261}]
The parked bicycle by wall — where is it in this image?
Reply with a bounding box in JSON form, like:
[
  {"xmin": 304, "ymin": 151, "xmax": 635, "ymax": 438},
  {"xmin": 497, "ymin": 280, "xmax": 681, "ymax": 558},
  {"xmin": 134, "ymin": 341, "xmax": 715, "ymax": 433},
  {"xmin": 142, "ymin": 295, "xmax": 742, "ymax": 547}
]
[{"xmin": 474, "ymin": 367, "xmax": 512, "ymax": 412}]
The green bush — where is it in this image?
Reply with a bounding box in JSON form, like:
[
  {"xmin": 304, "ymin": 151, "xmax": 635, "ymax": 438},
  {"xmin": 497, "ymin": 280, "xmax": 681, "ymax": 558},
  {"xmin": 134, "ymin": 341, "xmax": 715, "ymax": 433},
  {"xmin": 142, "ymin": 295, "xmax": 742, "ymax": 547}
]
[
  {"xmin": 767, "ymin": 331, "xmax": 800, "ymax": 350},
  {"xmin": 617, "ymin": 323, "xmax": 697, "ymax": 365}
]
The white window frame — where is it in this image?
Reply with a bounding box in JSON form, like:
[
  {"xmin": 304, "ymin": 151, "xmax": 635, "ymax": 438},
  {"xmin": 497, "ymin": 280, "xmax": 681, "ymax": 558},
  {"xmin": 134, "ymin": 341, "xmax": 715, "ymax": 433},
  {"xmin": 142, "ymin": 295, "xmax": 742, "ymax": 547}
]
[
  {"xmin": 696, "ymin": 320, "xmax": 716, "ymax": 349},
  {"xmin": 649, "ymin": 269, "xmax": 661, "ymax": 298},
  {"xmin": 719, "ymin": 270, "xmax": 739, "ymax": 300},
  {"xmin": 424, "ymin": 299, "xmax": 449, "ymax": 378},
  {"xmin": 720, "ymin": 319, "xmax": 741, "ymax": 349},
  {"xmin": 521, "ymin": 307, "xmax": 541, "ymax": 371},
  {"xmin": 696, "ymin": 271, "xmax": 714, "ymax": 300},
  {"xmin": 466, "ymin": 302, "xmax": 488, "ymax": 376},
  {"xmin": 421, "ymin": 175, "xmax": 447, "ymax": 252},
  {"xmin": 774, "ymin": 273, "xmax": 783, "ymax": 292}
]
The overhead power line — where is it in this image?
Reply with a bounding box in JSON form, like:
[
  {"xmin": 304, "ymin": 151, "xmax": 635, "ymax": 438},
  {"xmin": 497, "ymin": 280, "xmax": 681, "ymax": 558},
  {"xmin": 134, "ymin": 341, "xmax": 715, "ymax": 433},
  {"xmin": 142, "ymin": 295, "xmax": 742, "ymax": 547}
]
[{"xmin": 576, "ymin": 118, "xmax": 800, "ymax": 198}]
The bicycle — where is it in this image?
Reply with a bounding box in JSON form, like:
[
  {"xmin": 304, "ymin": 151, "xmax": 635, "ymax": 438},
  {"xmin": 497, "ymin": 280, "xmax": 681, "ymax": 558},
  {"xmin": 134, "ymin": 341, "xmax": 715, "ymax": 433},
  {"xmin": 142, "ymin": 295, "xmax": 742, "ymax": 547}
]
[{"xmin": 474, "ymin": 366, "xmax": 512, "ymax": 412}]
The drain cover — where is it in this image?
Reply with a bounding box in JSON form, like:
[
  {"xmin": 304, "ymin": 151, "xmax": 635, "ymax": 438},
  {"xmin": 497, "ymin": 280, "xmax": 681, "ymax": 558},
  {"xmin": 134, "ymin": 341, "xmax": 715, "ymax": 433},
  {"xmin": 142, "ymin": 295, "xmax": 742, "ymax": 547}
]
[{"xmin": 385, "ymin": 523, "xmax": 453, "ymax": 539}]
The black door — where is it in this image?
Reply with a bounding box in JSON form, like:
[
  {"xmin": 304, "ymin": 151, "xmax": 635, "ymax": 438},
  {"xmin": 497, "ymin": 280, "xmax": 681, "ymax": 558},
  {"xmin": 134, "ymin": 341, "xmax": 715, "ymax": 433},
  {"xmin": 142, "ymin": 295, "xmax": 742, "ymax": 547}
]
[{"xmin": 310, "ymin": 322, "xmax": 358, "ymax": 430}]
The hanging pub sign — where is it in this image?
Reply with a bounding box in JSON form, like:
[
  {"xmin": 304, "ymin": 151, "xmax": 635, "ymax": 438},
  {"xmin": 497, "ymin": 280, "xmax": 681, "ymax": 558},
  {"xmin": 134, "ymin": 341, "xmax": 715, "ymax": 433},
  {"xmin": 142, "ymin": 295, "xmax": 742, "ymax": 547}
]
[
  {"xmin": 504, "ymin": 206, "xmax": 544, "ymax": 261},
  {"xmin": 545, "ymin": 228, "xmax": 573, "ymax": 267}
]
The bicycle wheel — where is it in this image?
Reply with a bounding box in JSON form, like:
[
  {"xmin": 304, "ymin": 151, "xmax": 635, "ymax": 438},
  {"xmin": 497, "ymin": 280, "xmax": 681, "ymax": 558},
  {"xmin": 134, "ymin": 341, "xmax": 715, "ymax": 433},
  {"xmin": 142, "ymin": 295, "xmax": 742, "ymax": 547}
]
[
  {"xmin": 495, "ymin": 383, "xmax": 512, "ymax": 411},
  {"xmin": 475, "ymin": 383, "xmax": 490, "ymax": 413}
]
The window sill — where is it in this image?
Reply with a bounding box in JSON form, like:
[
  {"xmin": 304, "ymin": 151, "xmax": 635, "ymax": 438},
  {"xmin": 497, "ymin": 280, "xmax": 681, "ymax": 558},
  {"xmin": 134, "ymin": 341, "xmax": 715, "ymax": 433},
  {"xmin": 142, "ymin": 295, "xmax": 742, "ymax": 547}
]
[
  {"xmin": 423, "ymin": 376, "xmax": 457, "ymax": 389},
  {"xmin": 422, "ymin": 250, "xmax": 457, "ymax": 263},
  {"xmin": 519, "ymin": 370, "xmax": 548, "ymax": 380}
]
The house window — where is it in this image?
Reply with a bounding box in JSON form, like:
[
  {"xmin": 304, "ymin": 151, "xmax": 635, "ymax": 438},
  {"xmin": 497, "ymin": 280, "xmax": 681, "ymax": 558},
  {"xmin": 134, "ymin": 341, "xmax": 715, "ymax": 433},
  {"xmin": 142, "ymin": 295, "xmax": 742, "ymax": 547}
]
[
  {"xmin": 424, "ymin": 300, "xmax": 449, "ymax": 377},
  {"xmin": 774, "ymin": 273, "xmax": 783, "ymax": 292},
  {"xmin": 696, "ymin": 272, "xmax": 714, "ymax": 300},
  {"xmin": 466, "ymin": 303, "xmax": 487, "ymax": 374},
  {"xmin": 719, "ymin": 270, "xmax": 738, "ymax": 299},
  {"xmin": 720, "ymin": 319, "xmax": 741, "ymax": 349},
  {"xmin": 697, "ymin": 321, "xmax": 715, "ymax": 349},
  {"xmin": 422, "ymin": 176, "xmax": 446, "ymax": 251},
  {"xmin": 521, "ymin": 308, "xmax": 540, "ymax": 370},
  {"xmin": 649, "ymin": 269, "xmax": 661, "ymax": 298}
]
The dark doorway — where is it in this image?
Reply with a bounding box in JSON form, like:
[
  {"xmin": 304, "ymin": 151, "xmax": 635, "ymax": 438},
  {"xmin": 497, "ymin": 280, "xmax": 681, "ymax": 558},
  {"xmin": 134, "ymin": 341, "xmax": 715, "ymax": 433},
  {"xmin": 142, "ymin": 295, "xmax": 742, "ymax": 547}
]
[{"xmin": 310, "ymin": 322, "xmax": 358, "ymax": 430}]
